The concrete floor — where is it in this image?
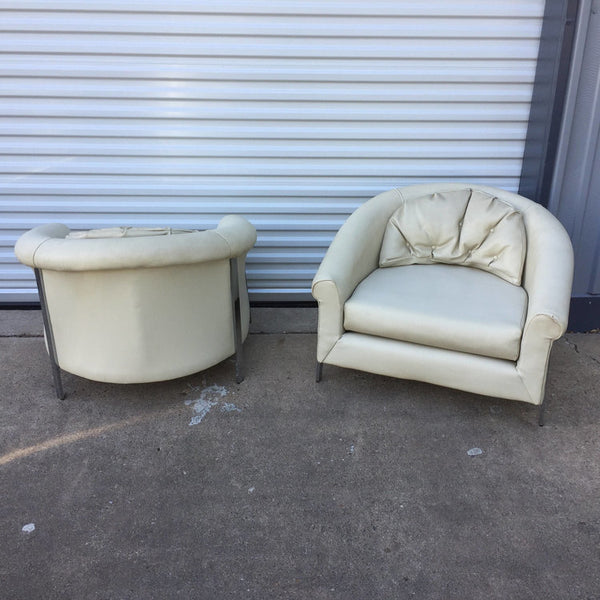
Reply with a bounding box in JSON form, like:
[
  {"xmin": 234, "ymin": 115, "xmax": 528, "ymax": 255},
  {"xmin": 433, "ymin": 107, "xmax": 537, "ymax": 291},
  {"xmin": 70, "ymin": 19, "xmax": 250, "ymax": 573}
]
[{"xmin": 1, "ymin": 309, "xmax": 599, "ymax": 599}]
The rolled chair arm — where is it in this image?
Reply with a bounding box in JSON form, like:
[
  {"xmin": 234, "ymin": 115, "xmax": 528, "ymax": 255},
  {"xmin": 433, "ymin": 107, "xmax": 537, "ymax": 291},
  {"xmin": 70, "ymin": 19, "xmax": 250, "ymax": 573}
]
[
  {"xmin": 312, "ymin": 188, "xmax": 403, "ymax": 361},
  {"xmin": 520, "ymin": 203, "xmax": 574, "ymax": 339},
  {"xmin": 215, "ymin": 214, "xmax": 257, "ymax": 257},
  {"xmin": 14, "ymin": 223, "xmax": 70, "ymax": 268},
  {"xmin": 15, "ymin": 216, "xmax": 256, "ymax": 271},
  {"xmin": 516, "ymin": 203, "xmax": 574, "ymax": 404}
]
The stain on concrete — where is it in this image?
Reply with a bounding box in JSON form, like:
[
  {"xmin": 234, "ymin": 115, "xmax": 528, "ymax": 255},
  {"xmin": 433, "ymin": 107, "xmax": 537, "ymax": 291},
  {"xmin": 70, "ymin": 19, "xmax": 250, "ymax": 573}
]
[{"xmin": 185, "ymin": 384, "xmax": 241, "ymax": 425}]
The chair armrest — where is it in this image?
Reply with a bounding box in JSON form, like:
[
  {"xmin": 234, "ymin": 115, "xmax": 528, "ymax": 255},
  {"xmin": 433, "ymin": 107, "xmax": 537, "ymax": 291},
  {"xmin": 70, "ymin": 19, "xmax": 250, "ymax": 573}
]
[
  {"xmin": 516, "ymin": 204, "xmax": 573, "ymax": 404},
  {"xmin": 521, "ymin": 204, "xmax": 574, "ymax": 340},
  {"xmin": 311, "ymin": 246, "xmax": 379, "ymax": 364},
  {"xmin": 215, "ymin": 215, "xmax": 257, "ymax": 257},
  {"xmin": 312, "ymin": 188, "xmax": 404, "ymax": 300},
  {"xmin": 14, "ymin": 223, "xmax": 70, "ymax": 268},
  {"xmin": 311, "ymin": 188, "xmax": 402, "ymax": 361}
]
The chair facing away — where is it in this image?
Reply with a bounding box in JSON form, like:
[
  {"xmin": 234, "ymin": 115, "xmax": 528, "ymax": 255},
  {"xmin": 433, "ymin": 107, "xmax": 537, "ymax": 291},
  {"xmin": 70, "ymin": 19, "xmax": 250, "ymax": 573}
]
[
  {"xmin": 15, "ymin": 215, "xmax": 256, "ymax": 397},
  {"xmin": 312, "ymin": 183, "xmax": 574, "ymax": 425}
]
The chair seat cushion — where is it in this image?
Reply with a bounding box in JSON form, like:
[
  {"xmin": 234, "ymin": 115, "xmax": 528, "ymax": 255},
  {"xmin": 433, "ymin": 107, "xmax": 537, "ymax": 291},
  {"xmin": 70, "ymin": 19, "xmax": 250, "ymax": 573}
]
[{"xmin": 344, "ymin": 264, "xmax": 528, "ymax": 361}]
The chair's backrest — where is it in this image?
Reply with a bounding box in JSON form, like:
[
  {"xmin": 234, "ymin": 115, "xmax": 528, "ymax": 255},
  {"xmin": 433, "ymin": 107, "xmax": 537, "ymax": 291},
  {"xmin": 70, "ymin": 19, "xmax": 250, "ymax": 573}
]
[
  {"xmin": 14, "ymin": 217, "xmax": 256, "ymax": 383},
  {"xmin": 379, "ymin": 187, "xmax": 527, "ymax": 285}
]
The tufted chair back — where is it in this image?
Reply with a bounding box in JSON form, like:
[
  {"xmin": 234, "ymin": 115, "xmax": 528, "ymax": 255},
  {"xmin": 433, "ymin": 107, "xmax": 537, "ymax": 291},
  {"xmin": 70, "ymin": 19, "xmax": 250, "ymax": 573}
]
[{"xmin": 379, "ymin": 188, "xmax": 526, "ymax": 285}]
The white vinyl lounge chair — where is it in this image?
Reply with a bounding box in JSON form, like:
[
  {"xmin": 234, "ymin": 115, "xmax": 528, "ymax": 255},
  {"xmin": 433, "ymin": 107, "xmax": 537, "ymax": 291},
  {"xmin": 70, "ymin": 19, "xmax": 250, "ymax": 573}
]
[
  {"xmin": 15, "ymin": 215, "xmax": 256, "ymax": 397},
  {"xmin": 312, "ymin": 183, "xmax": 574, "ymax": 425}
]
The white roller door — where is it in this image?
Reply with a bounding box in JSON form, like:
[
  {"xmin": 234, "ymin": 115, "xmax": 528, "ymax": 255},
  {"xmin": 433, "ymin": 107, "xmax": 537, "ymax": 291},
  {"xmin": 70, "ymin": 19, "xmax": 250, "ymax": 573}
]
[{"xmin": 0, "ymin": 0, "xmax": 545, "ymax": 302}]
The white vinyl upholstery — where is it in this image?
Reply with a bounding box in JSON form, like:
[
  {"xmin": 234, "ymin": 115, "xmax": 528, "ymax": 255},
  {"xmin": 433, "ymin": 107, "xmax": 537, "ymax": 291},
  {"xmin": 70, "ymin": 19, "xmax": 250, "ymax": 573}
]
[
  {"xmin": 344, "ymin": 264, "xmax": 528, "ymax": 361},
  {"xmin": 65, "ymin": 226, "xmax": 196, "ymax": 239},
  {"xmin": 15, "ymin": 215, "xmax": 256, "ymax": 384},
  {"xmin": 312, "ymin": 183, "xmax": 574, "ymax": 406},
  {"xmin": 379, "ymin": 188, "xmax": 527, "ymax": 285}
]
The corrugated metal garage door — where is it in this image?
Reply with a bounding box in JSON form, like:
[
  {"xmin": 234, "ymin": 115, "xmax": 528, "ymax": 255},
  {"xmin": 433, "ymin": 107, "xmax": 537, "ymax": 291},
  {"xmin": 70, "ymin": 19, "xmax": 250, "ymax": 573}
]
[{"xmin": 0, "ymin": 0, "xmax": 544, "ymax": 302}]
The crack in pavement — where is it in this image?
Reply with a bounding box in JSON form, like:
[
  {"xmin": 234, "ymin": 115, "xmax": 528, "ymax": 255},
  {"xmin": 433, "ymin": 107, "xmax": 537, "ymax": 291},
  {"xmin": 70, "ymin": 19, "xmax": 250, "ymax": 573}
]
[{"xmin": 564, "ymin": 335, "xmax": 600, "ymax": 367}]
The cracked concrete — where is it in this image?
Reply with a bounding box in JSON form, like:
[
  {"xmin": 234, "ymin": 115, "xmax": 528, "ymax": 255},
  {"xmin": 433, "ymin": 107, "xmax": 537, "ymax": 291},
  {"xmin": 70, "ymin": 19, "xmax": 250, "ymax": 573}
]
[
  {"xmin": 563, "ymin": 333, "xmax": 600, "ymax": 368},
  {"xmin": 1, "ymin": 309, "xmax": 599, "ymax": 600}
]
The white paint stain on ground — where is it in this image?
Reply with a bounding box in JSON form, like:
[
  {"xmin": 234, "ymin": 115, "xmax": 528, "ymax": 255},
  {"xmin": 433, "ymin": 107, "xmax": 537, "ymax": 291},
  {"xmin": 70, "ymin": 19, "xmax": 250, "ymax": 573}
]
[
  {"xmin": 185, "ymin": 384, "xmax": 241, "ymax": 426},
  {"xmin": 22, "ymin": 523, "xmax": 35, "ymax": 533},
  {"xmin": 187, "ymin": 398, "xmax": 218, "ymax": 426},
  {"xmin": 467, "ymin": 447, "xmax": 483, "ymax": 456}
]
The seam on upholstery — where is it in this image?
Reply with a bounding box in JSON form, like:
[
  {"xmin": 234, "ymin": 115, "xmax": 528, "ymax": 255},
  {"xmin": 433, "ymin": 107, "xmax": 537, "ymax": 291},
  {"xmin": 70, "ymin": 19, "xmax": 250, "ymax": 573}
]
[
  {"xmin": 314, "ymin": 281, "xmax": 344, "ymax": 363},
  {"xmin": 31, "ymin": 236, "xmax": 55, "ymax": 269},
  {"xmin": 517, "ymin": 338, "xmax": 553, "ymax": 405},
  {"xmin": 514, "ymin": 290, "xmax": 529, "ymax": 362},
  {"xmin": 379, "ymin": 189, "xmax": 408, "ymax": 266},
  {"xmin": 522, "ymin": 312, "xmax": 562, "ymax": 342},
  {"xmin": 494, "ymin": 196, "xmax": 523, "ymax": 211},
  {"xmin": 454, "ymin": 188, "xmax": 473, "ymax": 256},
  {"xmin": 519, "ymin": 215, "xmax": 528, "ymax": 262},
  {"xmin": 321, "ymin": 339, "xmax": 340, "ymax": 364},
  {"xmin": 321, "ymin": 300, "xmax": 344, "ymax": 365},
  {"xmin": 516, "ymin": 369, "xmax": 537, "ymax": 405},
  {"xmin": 388, "ymin": 216, "xmax": 411, "ymax": 253},
  {"xmin": 392, "ymin": 187, "xmax": 405, "ymax": 203},
  {"xmin": 311, "ymin": 276, "xmax": 338, "ymax": 294},
  {"xmin": 214, "ymin": 230, "xmax": 233, "ymax": 257},
  {"xmin": 521, "ymin": 315, "xmax": 535, "ymax": 346}
]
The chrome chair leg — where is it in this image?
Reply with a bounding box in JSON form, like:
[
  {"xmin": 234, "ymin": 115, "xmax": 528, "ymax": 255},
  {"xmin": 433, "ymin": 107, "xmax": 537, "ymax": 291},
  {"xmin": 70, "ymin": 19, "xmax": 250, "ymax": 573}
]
[
  {"xmin": 538, "ymin": 395, "xmax": 548, "ymax": 427},
  {"xmin": 230, "ymin": 258, "xmax": 244, "ymax": 384},
  {"xmin": 34, "ymin": 268, "xmax": 65, "ymax": 399}
]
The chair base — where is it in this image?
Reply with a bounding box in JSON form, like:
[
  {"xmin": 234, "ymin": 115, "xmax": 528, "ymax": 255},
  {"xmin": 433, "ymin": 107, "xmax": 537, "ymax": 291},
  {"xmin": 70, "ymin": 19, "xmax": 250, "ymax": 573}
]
[{"xmin": 316, "ymin": 357, "xmax": 549, "ymax": 426}]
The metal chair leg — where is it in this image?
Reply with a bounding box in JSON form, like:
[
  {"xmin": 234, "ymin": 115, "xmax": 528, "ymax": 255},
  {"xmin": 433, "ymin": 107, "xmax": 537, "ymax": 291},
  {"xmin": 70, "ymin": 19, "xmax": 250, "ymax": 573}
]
[
  {"xmin": 538, "ymin": 395, "xmax": 547, "ymax": 427},
  {"xmin": 316, "ymin": 361, "xmax": 323, "ymax": 383},
  {"xmin": 34, "ymin": 268, "xmax": 65, "ymax": 400},
  {"xmin": 230, "ymin": 258, "xmax": 244, "ymax": 384}
]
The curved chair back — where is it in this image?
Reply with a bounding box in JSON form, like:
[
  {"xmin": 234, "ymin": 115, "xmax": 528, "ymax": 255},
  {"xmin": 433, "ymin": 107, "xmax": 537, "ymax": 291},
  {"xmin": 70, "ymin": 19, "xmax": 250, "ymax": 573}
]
[{"xmin": 15, "ymin": 216, "xmax": 256, "ymax": 386}]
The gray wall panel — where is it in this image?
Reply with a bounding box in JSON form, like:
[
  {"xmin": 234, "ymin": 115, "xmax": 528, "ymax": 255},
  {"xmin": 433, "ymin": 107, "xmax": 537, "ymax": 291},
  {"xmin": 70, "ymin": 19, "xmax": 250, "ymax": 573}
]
[{"xmin": 549, "ymin": 0, "xmax": 600, "ymax": 297}]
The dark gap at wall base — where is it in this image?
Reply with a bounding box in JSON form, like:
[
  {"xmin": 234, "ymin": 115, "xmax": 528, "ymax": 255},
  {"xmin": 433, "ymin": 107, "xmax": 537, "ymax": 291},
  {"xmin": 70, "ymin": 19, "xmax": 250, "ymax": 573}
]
[
  {"xmin": 1, "ymin": 301, "xmax": 320, "ymax": 310},
  {"xmin": 251, "ymin": 301, "xmax": 317, "ymax": 309},
  {"xmin": 3, "ymin": 298, "xmax": 598, "ymax": 332},
  {"xmin": 1, "ymin": 302, "xmax": 40, "ymax": 310}
]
